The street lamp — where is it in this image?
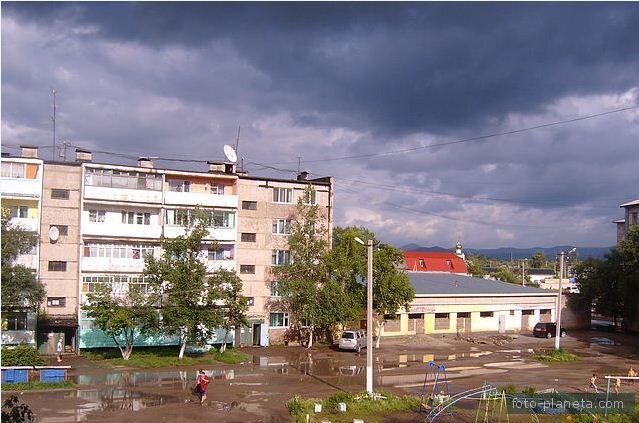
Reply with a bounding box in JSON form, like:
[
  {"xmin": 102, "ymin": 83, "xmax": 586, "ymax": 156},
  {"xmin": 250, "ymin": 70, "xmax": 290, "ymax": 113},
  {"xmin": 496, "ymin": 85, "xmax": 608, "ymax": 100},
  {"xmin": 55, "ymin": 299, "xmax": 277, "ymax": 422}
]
[
  {"xmin": 354, "ymin": 236, "xmax": 374, "ymax": 394},
  {"xmin": 555, "ymin": 248, "xmax": 576, "ymax": 350}
]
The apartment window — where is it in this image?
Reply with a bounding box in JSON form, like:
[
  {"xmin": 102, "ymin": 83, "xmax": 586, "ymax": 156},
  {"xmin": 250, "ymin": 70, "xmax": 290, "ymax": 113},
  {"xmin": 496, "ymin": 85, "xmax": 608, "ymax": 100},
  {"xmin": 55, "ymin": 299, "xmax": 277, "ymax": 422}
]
[
  {"xmin": 509, "ymin": 310, "xmax": 515, "ymax": 316},
  {"xmin": 47, "ymin": 297, "xmax": 66, "ymax": 307},
  {"xmin": 269, "ymin": 312, "xmax": 289, "ymax": 328},
  {"xmin": 168, "ymin": 179, "xmax": 191, "ymax": 192},
  {"xmin": 210, "ymin": 210, "xmax": 235, "ymax": 228},
  {"xmin": 48, "ymin": 261, "xmax": 67, "ymax": 271},
  {"xmin": 272, "ymin": 250, "xmax": 291, "ymax": 266},
  {"xmin": 272, "ymin": 219, "xmax": 292, "ymax": 235},
  {"xmin": 240, "ymin": 265, "xmax": 255, "ymax": 274},
  {"xmin": 122, "ymin": 211, "xmax": 151, "ymax": 225},
  {"xmin": 272, "ymin": 187, "xmax": 293, "ymax": 203},
  {"xmin": 165, "ymin": 209, "xmax": 193, "ymax": 226},
  {"xmin": 9, "ymin": 206, "xmax": 29, "ymax": 218},
  {"xmin": 480, "ymin": 311, "xmax": 494, "ymax": 318},
  {"xmin": 632, "ymin": 212, "xmax": 638, "ymax": 225},
  {"xmin": 85, "ymin": 168, "xmax": 163, "ymax": 191},
  {"xmin": 270, "ymin": 281, "xmax": 284, "ymax": 297},
  {"xmin": 82, "ymin": 275, "xmax": 150, "ymax": 297},
  {"xmin": 303, "ymin": 188, "xmax": 317, "ymax": 205},
  {"xmin": 83, "ymin": 243, "xmax": 154, "ymax": 259},
  {"xmin": 241, "ymin": 232, "xmax": 256, "ymax": 242},
  {"xmin": 1, "ymin": 162, "xmax": 26, "ymax": 178},
  {"xmin": 2, "ymin": 312, "xmax": 28, "ymax": 331},
  {"xmin": 208, "ymin": 245, "xmax": 234, "ymax": 261},
  {"xmin": 246, "ymin": 297, "xmax": 255, "ymax": 306},
  {"xmin": 210, "ymin": 184, "xmax": 225, "ymax": 195},
  {"xmin": 89, "ymin": 210, "xmax": 106, "ymax": 223},
  {"xmin": 242, "ymin": 201, "xmax": 257, "ymax": 210},
  {"xmin": 51, "ymin": 189, "xmax": 70, "ymax": 200},
  {"xmin": 51, "ymin": 225, "xmax": 68, "ymax": 236}
]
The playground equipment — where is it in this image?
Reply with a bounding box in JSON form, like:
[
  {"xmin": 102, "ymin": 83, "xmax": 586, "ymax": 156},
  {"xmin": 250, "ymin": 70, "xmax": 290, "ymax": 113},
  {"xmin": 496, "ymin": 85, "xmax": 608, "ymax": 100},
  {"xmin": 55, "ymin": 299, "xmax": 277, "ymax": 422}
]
[
  {"xmin": 475, "ymin": 390, "xmax": 510, "ymax": 423},
  {"xmin": 420, "ymin": 361, "xmax": 451, "ymax": 414},
  {"xmin": 425, "ymin": 384, "xmax": 497, "ymax": 422}
]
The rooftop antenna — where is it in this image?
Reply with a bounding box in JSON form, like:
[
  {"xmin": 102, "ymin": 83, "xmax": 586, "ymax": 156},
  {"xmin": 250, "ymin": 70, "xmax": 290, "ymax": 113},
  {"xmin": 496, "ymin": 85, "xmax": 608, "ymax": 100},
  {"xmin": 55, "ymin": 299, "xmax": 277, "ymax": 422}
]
[
  {"xmin": 52, "ymin": 89, "xmax": 57, "ymax": 160},
  {"xmin": 234, "ymin": 126, "xmax": 242, "ymax": 171},
  {"xmin": 297, "ymin": 157, "xmax": 302, "ymax": 174}
]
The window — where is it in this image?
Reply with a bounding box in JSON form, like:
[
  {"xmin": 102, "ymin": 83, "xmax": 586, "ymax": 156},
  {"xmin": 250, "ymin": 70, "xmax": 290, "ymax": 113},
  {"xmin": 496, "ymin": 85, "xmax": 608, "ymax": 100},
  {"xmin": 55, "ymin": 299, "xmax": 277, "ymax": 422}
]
[
  {"xmin": 82, "ymin": 275, "xmax": 150, "ymax": 297},
  {"xmin": 51, "ymin": 225, "xmax": 68, "ymax": 236},
  {"xmin": 509, "ymin": 310, "xmax": 515, "ymax": 316},
  {"xmin": 208, "ymin": 245, "xmax": 234, "ymax": 261},
  {"xmin": 269, "ymin": 312, "xmax": 289, "ymax": 327},
  {"xmin": 9, "ymin": 206, "xmax": 29, "ymax": 218},
  {"xmin": 48, "ymin": 261, "xmax": 67, "ymax": 271},
  {"xmin": 47, "ymin": 297, "xmax": 66, "ymax": 307},
  {"xmin": 270, "ymin": 281, "xmax": 284, "ymax": 297},
  {"xmin": 210, "ymin": 210, "xmax": 235, "ymax": 228},
  {"xmin": 480, "ymin": 311, "xmax": 494, "ymax": 318},
  {"xmin": 418, "ymin": 259, "xmax": 425, "ymax": 267},
  {"xmin": 2, "ymin": 312, "xmax": 28, "ymax": 331},
  {"xmin": 447, "ymin": 260, "xmax": 453, "ymax": 269},
  {"xmin": 1, "ymin": 162, "xmax": 26, "ymax": 178},
  {"xmin": 210, "ymin": 184, "xmax": 225, "ymax": 195},
  {"xmin": 522, "ymin": 310, "xmax": 534, "ymax": 316},
  {"xmin": 241, "ymin": 232, "xmax": 256, "ymax": 242},
  {"xmin": 89, "ymin": 210, "xmax": 106, "ymax": 222},
  {"xmin": 85, "ymin": 168, "xmax": 162, "ymax": 190},
  {"xmin": 272, "ymin": 250, "xmax": 291, "ymax": 265},
  {"xmin": 272, "ymin": 187, "xmax": 293, "ymax": 203},
  {"xmin": 435, "ymin": 313, "xmax": 450, "ymax": 330},
  {"xmin": 83, "ymin": 243, "xmax": 155, "ymax": 259},
  {"xmin": 632, "ymin": 212, "xmax": 638, "ymax": 225},
  {"xmin": 457, "ymin": 312, "xmax": 471, "ymax": 318},
  {"xmin": 240, "ymin": 265, "xmax": 255, "ymax": 274},
  {"xmin": 122, "ymin": 211, "xmax": 151, "ymax": 225},
  {"xmin": 303, "ymin": 188, "xmax": 317, "ymax": 205},
  {"xmin": 51, "ymin": 189, "xmax": 70, "ymax": 199},
  {"xmin": 165, "ymin": 209, "xmax": 194, "ymax": 226},
  {"xmin": 246, "ymin": 297, "xmax": 255, "ymax": 306},
  {"xmin": 168, "ymin": 179, "xmax": 191, "ymax": 192},
  {"xmin": 272, "ymin": 219, "xmax": 292, "ymax": 235},
  {"xmin": 242, "ymin": 201, "xmax": 257, "ymax": 210}
]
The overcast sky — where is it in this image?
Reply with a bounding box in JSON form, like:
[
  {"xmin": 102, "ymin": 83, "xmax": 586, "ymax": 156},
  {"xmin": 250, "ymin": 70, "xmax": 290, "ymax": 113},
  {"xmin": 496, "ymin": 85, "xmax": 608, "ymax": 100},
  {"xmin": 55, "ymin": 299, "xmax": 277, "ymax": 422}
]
[{"xmin": 2, "ymin": 3, "xmax": 638, "ymax": 249}]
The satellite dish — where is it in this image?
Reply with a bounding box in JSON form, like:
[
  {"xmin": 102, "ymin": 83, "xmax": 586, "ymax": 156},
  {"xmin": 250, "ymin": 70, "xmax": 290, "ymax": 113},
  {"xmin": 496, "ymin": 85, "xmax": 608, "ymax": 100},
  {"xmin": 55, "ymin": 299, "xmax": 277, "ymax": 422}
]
[
  {"xmin": 223, "ymin": 144, "xmax": 237, "ymax": 163},
  {"xmin": 49, "ymin": 226, "xmax": 60, "ymax": 242}
]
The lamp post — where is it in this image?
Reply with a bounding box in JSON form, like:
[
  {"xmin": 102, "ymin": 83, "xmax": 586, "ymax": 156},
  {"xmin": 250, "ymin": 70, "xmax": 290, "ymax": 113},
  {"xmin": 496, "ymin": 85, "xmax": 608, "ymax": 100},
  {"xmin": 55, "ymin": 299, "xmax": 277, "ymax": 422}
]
[
  {"xmin": 554, "ymin": 251, "xmax": 564, "ymax": 349},
  {"xmin": 355, "ymin": 236, "xmax": 374, "ymax": 394}
]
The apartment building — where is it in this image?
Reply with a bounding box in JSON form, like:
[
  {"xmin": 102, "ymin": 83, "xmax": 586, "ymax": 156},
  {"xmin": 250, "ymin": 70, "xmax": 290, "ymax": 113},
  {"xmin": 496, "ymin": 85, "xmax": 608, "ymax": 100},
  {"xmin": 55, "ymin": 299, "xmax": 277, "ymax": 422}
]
[
  {"xmin": 236, "ymin": 173, "xmax": 333, "ymax": 346},
  {"xmin": 0, "ymin": 147, "xmax": 43, "ymax": 347},
  {"xmin": 615, "ymin": 197, "xmax": 639, "ymax": 243}
]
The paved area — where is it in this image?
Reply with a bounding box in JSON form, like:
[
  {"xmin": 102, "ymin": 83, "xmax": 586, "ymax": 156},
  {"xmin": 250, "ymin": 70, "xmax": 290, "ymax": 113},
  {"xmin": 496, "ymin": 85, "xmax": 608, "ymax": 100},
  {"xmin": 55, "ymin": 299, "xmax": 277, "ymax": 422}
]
[{"xmin": 6, "ymin": 330, "xmax": 639, "ymax": 422}]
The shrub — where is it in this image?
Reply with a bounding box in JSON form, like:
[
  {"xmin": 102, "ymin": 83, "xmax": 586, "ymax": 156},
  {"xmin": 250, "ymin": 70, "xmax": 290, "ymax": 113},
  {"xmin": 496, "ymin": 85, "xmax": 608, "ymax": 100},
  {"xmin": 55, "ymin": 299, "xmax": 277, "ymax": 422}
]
[
  {"xmin": 521, "ymin": 386, "xmax": 536, "ymax": 395},
  {"xmin": 1, "ymin": 395, "xmax": 35, "ymax": 423},
  {"xmin": 325, "ymin": 391, "xmax": 354, "ymax": 410},
  {"xmin": 1, "ymin": 345, "xmax": 46, "ymax": 366},
  {"xmin": 499, "ymin": 384, "xmax": 518, "ymax": 395},
  {"xmin": 533, "ymin": 348, "xmax": 578, "ymax": 362}
]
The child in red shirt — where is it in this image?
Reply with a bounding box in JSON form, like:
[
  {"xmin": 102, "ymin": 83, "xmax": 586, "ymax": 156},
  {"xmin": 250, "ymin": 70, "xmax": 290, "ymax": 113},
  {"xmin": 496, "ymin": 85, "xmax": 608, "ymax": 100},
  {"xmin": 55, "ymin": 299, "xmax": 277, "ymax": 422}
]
[{"xmin": 196, "ymin": 370, "xmax": 210, "ymax": 405}]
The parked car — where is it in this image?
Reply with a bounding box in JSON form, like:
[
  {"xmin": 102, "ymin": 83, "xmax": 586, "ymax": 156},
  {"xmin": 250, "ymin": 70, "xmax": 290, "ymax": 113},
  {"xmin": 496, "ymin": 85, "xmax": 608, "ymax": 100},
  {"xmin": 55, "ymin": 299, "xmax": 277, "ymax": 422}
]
[
  {"xmin": 338, "ymin": 329, "xmax": 367, "ymax": 352},
  {"xmin": 533, "ymin": 322, "xmax": 567, "ymax": 338}
]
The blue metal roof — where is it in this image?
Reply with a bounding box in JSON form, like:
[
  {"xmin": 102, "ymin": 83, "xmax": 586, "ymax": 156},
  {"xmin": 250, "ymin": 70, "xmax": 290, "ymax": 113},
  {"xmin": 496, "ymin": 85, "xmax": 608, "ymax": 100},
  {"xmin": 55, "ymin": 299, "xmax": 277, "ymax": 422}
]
[{"xmin": 408, "ymin": 272, "xmax": 555, "ymax": 296}]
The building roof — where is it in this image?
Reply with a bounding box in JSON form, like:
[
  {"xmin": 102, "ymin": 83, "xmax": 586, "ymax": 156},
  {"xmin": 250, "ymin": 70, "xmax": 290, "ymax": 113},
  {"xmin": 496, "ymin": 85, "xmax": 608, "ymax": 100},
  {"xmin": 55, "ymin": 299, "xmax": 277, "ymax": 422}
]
[
  {"xmin": 403, "ymin": 251, "xmax": 468, "ymax": 274},
  {"xmin": 407, "ymin": 271, "xmax": 554, "ymax": 296},
  {"xmin": 613, "ymin": 219, "xmax": 625, "ymax": 224},
  {"xmin": 620, "ymin": 198, "xmax": 639, "ymax": 207}
]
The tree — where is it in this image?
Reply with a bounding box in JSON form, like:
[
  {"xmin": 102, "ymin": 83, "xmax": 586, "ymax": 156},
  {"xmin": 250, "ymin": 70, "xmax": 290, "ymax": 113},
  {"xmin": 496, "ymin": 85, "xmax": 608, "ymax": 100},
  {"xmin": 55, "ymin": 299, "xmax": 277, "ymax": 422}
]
[
  {"xmin": 144, "ymin": 215, "xmax": 224, "ymax": 359},
  {"xmin": 2, "ymin": 395, "xmax": 35, "ymax": 423},
  {"xmin": 491, "ymin": 266, "xmax": 519, "ymax": 284},
  {"xmin": 84, "ymin": 284, "xmax": 158, "ymax": 360},
  {"xmin": 466, "ymin": 255, "xmax": 486, "ymax": 277},
  {"xmin": 210, "ymin": 269, "xmax": 248, "ymax": 353},
  {"xmin": 530, "ymin": 251, "xmax": 548, "ymax": 268},
  {"xmin": 1, "ymin": 209, "xmax": 45, "ymax": 309}
]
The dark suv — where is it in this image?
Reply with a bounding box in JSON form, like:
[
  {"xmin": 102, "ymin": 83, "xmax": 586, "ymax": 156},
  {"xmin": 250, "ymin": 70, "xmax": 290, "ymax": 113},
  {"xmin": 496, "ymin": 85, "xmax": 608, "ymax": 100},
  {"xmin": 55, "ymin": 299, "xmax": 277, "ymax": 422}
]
[{"xmin": 533, "ymin": 322, "xmax": 567, "ymax": 338}]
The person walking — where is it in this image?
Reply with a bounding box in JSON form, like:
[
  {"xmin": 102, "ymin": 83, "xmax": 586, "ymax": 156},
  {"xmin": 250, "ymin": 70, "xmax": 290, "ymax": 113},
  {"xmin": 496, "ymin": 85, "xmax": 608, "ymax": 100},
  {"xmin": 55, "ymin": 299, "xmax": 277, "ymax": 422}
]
[
  {"xmin": 195, "ymin": 369, "xmax": 210, "ymax": 406},
  {"xmin": 589, "ymin": 373, "xmax": 599, "ymax": 393},
  {"xmin": 56, "ymin": 338, "xmax": 63, "ymax": 363},
  {"xmin": 628, "ymin": 367, "xmax": 637, "ymax": 385},
  {"xmin": 614, "ymin": 377, "xmax": 621, "ymax": 394}
]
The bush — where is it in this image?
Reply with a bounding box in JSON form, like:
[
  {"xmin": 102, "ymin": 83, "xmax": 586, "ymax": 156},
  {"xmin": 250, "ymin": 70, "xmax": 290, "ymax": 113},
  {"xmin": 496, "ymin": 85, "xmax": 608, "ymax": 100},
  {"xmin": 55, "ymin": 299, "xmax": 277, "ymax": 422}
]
[
  {"xmin": 499, "ymin": 384, "xmax": 518, "ymax": 395},
  {"xmin": 533, "ymin": 348, "xmax": 578, "ymax": 362},
  {"xmin": 325, "ymin": 391, "xmax": 354, "ymax": 410},
  {"xmin": 1, "ymin": 345, "xmax": 46, "ymax": 366},
  {"xmin": 521, "ymin": 386, "xmax": 536, "ymax": 395}
]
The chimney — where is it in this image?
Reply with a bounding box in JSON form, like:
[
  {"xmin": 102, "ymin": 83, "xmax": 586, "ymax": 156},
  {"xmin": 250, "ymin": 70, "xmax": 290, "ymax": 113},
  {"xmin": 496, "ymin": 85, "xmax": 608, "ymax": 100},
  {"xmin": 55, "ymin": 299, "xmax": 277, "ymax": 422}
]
[
  {"xmin": 75, "ymin": 149, "xmax": 93, "ymax": 162},
  {"xmin": 297, "ymin": 171, "xmax": 309, "ymax": 181},
  {"xmin": 207, "ymin": 161, "xmax": 225, "ymax": 173},
  {"xmin": 20, "ymin": 145, "xmax": 38, "ymax": 158},
  {"xmin": 138, "ymin": 157, "xmax": 154, "ymax": 168}
]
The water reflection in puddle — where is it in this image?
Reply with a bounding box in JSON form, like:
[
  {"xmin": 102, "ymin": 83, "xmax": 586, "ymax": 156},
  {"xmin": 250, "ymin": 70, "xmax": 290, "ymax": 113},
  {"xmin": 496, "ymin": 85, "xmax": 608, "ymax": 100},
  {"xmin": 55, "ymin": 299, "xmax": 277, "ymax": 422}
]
[{"xmin": 590, "ymin": 336, "xmax": 620, "ymax": 346}]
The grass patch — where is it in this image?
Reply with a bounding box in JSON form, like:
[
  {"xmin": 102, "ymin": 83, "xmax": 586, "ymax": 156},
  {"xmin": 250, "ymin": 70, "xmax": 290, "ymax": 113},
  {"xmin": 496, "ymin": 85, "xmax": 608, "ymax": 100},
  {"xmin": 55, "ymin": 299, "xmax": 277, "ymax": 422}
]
[
  {"xmin": 81, "ymin": 346, "xmax": 249, "ymax": 368},
  {"xmin": 288, "ymin": 391, "xmax": 421, "ymax": 423},
  {"xmin": 1, "ymin": 380, "xmax": 75, "ymax": 391},
  {"xmin": 533, "ymin": 348, "xmax": 578, "ymax": 362}
]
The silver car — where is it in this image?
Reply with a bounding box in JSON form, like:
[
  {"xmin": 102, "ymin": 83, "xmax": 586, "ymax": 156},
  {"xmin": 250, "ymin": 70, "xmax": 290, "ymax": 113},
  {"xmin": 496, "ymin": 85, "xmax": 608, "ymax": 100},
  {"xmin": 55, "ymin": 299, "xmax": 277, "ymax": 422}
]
[{"xmin": 338, "ymin": 329, "xmax": 367, "ymax": 353}]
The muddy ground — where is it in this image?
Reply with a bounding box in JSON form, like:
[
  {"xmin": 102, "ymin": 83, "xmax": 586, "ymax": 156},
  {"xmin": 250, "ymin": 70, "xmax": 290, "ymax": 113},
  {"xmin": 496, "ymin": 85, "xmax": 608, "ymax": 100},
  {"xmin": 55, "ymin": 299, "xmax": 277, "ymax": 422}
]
[{"xmin": 7, "ymin": 330, "xmax": 639, "ymax": 422}]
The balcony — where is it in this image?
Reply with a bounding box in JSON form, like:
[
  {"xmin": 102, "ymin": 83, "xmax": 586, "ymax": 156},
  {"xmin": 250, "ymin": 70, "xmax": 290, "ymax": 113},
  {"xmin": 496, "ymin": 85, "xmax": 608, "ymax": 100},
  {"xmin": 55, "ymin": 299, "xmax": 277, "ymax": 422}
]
[
  {"xmin": 83, "ymin": 222, "xmax": 162, "ymax": 239},
  {"xmin": 84, "ymin": 185, "xmax": 162, "ymax": 204},
  {"xmin": 164, "ymin": 226, "xmax": 237, "ymax": 241},
  {"xmin": 8, "ymin": 217, "xmax": 38, "ymax": 232},
  {"xmin": 14, "ymin": 253, "xmax": 38, "ymax": 269},
  {"xmin": 81, "ymin": 257, "xmax": 147, "ymax": 273},
  {"xmin": 164, "ymin": 191, "xmax": 238, "ymax": 208},
  {"xmin": 0, "ymin": 178, "xmax": 41, "ymax": 198},
  {"xmin": 206, "ymin": 260, "xmax": 236, "ymax": 273}
]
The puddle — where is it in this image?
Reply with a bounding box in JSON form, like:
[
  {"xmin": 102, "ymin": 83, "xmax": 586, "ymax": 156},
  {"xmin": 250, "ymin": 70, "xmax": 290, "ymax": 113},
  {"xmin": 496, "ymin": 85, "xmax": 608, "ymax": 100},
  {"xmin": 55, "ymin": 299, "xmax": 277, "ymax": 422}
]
[
  {"xmin": 590, "ymin": 336, "xmax": 621, "ymax": 347},
  {"xmin": 74, "ymin": 368, "xmax": 240, "ymax": 388}
]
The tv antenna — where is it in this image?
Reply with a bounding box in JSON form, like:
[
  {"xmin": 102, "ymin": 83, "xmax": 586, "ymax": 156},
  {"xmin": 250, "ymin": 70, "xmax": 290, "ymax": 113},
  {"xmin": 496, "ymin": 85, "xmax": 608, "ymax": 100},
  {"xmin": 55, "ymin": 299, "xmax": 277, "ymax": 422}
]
[
  {"xmin": 52, "ymin": 89, "xmax": 57, "ymax": 160},
  {"xmin": 223, "ymin": 144, "xmax": 238, "ymax": 163}
]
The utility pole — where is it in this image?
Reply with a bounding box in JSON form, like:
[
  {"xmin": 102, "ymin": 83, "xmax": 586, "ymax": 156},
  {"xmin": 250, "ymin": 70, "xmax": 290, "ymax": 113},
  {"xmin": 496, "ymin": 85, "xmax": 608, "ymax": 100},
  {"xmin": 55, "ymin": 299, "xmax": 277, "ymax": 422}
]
[
  {"xmin": 366, "ymin": 238, "xmax": 374, "ymax": 394},
  {"xmin": 52, "ymin": 89, "xmax": 57, "ymax": 160},
  {"xmin": 554, "ymin": 252, "xmax": 564, "ymax": 350},
  {"xmin": 521, "ymin": 260, "xmax": 525, "ymax": 286}
]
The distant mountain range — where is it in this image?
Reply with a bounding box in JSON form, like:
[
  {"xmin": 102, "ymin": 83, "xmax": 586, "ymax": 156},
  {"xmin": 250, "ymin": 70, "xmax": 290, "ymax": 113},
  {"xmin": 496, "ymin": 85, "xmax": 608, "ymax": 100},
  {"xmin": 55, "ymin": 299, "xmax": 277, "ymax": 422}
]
[{"xmin": 400, "ymin": 244, "xmax": 612, "ymax": 260}]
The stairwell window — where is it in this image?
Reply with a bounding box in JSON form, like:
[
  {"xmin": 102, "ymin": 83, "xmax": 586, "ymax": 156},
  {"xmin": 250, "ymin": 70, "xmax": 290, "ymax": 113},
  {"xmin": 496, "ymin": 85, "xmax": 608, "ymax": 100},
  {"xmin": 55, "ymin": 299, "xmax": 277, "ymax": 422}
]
[
  {"xmin": 272, "ymin": 219, "xmax": 292, "ymax": 235},
  {"xmin": 51, "ymin": 189, "xmax": 70, "ymax": 200},
  {"xmin": 303, "ymin": 188, "xmax": 317, "ymax": 205},
  {"xmin": 272, "ymin": 187, "xmax": 293, "ymax": 203},
  {"xmin": 48, "ymin": 261, "xmax": 67, "ymax": 272}
]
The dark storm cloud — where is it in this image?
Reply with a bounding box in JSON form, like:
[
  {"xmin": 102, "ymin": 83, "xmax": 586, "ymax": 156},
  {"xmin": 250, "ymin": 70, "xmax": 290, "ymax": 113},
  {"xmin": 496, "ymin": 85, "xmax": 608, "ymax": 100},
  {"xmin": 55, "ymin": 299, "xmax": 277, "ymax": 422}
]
[{"xmin": 5, "ymin": 3, "xmax": 639, "ymax": 137}]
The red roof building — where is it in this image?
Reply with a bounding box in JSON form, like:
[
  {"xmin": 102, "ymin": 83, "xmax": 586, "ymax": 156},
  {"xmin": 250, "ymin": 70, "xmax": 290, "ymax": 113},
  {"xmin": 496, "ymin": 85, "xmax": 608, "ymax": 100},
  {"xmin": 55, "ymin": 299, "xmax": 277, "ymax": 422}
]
[{"xmin": 403, "ymin": 251, "xmax": 468, "ymax": 275}]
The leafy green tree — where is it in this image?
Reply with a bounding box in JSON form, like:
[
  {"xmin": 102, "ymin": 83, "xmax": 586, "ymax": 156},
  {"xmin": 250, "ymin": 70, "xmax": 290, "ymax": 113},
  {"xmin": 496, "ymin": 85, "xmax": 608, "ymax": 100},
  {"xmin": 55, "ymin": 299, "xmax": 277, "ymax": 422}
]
[
  {"xmin": 144, "ymin": 215, "xmax": 224, "ymax": 359},
  {"xmin": 491, "ymin": 266, "xmax": 519, "ymax": 284},
  {"xmin": 211, "ymin": 269, "xmax": 248, "ymax": 352},
  {"xmin": 84, "ymin": 284, "xmax": 158, "ymax": 360},
  {"xmin": 1, "ymin": 209, "xmax": 45, "ymax": 309},
  {"xmin": 530, "ymin": 251, "xmax": 548, "ymax": 268},
  {"xmin": 2, "ymin": 395, "xmax": 35, "ymax": 423},
  {"xmin": 466, "ymin": 255, "xmax": 486, "ymax": 277}
]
